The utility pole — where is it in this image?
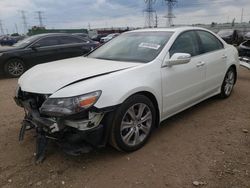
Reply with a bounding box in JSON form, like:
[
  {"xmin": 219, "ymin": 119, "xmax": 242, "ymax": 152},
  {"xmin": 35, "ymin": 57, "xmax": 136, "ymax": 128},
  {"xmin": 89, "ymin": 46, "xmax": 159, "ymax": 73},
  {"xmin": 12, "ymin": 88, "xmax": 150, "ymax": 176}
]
[
  {"xmin": 155, "ymin": 13, "xmax": 158, "ymax": 28},
  {"xmin": 0, "ymin": 20, "xmax": 4, "ymax": 35},
  {"xmin": 144, "ymin": 0, "xmax": 156, "ymax": 28},
  {"xmin": 20, "ymin": 10, "xmax": 28, "ymax": 34},
  {"xmin": 15, "ymin": 23, "xmax": 19, "ymax": 34},
  {"xmin": 36, "ymin": 11, "xmax": 44, "ymax": 27},
  {"xmin": 164, "ymin": 0, "xmax": 177, "ymax": 27},
  {"xmin": 240, "ymin": 8, "xmax": 244, "ymax": 23}
]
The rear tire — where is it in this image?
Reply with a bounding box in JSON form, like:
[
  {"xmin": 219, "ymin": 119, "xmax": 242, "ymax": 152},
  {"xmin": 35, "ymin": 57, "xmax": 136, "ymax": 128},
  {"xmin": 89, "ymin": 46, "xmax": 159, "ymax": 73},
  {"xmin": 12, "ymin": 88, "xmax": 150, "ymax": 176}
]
[
  {"xmin": 220, "ymin": 67, "xmax": 236, "ymax": 98},
  {"xmin": 4, "ymin": 58, "xmax": 25, "ymax": 78},
  {"xmin": 110, "ymin": 94, "xmax": 156, "ymax": 152}
]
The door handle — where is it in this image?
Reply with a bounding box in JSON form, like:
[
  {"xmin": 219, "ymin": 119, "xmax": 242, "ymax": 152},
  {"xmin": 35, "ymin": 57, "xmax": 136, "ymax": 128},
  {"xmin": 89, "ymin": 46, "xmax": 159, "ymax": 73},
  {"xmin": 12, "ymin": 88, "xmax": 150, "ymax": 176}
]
[
  {"xmin": 196, "ymin": 61, "xmax": 205, "ymax": 67},
  {"xmin": 222, "ymin": 55, "xmax": 227, "ymax": 59}
]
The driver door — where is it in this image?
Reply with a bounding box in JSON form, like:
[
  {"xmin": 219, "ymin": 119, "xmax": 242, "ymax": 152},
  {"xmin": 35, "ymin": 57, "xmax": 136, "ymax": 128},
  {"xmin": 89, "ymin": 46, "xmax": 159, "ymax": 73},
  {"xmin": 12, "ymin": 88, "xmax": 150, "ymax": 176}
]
[
  {"xmin": 27, "ymin": 36, "xmax": 61, "ymax": 65},
  {"xmin": 161, "ymin": 31, "xmax": 206, "ymax": 118}
]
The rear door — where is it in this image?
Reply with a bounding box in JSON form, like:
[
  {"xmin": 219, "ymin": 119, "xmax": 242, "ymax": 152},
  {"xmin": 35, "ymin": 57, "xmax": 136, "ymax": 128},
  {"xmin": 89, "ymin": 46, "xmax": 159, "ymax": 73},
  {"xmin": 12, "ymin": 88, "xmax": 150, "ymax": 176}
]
[
  {"xmin": 195, "ymin": 30, "xmax": 226, "ymax": 95},
  {"xmin": 57, "ymin": 36, "xmax": 91, "ymax": 59},
  {"xmin": 161, "ymin": 31, "xmax": 206, "ymax": 117}
]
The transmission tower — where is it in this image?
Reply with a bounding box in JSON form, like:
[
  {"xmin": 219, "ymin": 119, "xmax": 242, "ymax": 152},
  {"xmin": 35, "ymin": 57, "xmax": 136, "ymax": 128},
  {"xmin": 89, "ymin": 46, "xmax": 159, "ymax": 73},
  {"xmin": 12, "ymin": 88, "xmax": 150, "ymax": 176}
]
[
  {"xmin": 36, "ymin": 11, "xmax": 44, "ymax": 27},
  {"xmin": 240, "ymin": 8, "xmax": 244, "ymax": 23},
  {"xmin": 0, "ymin": 20, "xmax": 4, "ymax": 35},
  {"xmin": 164, "ymin": 0, "xmax": 177, "ymax": 27},
  {"xmin": 20, "ymin": 10, "xmax": 28, "ymax": 33},
  {"xmin": 144, "ymin": 0, "xmax": 156, "ymax": 28}
]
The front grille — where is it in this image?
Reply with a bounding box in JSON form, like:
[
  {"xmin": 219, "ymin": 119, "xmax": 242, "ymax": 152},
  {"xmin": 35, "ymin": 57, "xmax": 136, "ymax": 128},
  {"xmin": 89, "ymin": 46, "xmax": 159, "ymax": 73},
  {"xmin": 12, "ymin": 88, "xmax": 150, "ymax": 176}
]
[{"xmin": 19, "ymin": 89, "xmax": 50, "ymax": 109}]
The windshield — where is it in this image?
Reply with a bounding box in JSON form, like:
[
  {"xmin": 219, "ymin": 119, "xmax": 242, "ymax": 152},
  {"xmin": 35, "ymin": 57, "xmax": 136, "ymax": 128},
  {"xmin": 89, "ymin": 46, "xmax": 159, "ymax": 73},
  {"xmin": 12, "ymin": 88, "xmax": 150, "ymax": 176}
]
[
  {"xmin": 88, "ymin": 31, "xmax": 173, "ymax": 63},
  {"xmin": 218, "ymin": 30, "xmax": 234, "ymax": 37},
  {"xmin": 13, "ymin": 35, "xmax": 39, "ymax": 48}
]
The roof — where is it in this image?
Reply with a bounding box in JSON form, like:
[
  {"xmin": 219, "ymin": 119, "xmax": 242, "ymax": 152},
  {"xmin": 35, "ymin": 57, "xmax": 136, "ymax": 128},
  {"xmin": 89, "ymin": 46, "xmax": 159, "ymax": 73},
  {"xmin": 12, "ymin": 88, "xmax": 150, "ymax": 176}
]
[
  {"xmin": 128, "ymin": 26, "xmax": 209, "ymax": 33},
  {"xmin": 30, "ymin": 33, "xmax": 74, "ymax": 37}
]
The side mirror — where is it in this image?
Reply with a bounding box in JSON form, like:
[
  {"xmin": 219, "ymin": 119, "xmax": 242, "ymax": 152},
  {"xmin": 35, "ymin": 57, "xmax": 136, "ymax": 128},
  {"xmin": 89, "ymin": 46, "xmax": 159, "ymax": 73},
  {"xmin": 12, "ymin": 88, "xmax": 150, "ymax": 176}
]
[{"xmin": 163, "ymin": 53, "xmax": 191, "ymax": 67}]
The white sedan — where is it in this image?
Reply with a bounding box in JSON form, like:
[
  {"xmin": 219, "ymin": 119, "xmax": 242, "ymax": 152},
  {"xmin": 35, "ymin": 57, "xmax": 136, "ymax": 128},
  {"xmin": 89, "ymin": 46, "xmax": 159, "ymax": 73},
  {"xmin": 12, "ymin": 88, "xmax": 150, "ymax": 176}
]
[{"xmin": 15, "ymin": 27, "xmax": 239, "ymax": 159}]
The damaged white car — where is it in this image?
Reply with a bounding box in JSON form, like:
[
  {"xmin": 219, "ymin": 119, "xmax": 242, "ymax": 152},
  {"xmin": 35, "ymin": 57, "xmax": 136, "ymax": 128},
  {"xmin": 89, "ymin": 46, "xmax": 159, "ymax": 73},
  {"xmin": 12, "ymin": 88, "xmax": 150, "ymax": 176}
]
[{"xmin": 15, "ymin": 27, "xmax": 239, "ymax": 162}]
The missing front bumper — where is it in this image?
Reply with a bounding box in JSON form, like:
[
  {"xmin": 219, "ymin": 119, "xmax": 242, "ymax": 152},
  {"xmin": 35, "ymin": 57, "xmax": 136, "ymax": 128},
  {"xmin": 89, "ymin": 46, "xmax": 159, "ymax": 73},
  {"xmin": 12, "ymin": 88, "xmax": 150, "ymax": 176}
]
[
  {"xmin": 20, "ymin": 116, "xmax": 105, "ymax": 163},
  {"xmin": 15, "ymin": 97, "xmax": 107, "ymax": 163}
]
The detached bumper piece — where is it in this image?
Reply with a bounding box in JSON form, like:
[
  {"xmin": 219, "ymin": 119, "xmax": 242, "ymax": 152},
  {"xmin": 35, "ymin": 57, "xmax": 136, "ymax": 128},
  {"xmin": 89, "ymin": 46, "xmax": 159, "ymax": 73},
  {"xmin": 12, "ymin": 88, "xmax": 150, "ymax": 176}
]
[{"xmin": 15, "ymin": 96, "xmax": 106, "ymax": 163}]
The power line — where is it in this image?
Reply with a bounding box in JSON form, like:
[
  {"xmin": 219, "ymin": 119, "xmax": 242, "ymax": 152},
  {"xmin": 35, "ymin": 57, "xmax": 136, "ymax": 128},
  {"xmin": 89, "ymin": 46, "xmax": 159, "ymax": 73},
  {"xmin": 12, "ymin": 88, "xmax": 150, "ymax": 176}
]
[
  {"xmin": 20, "ymin": 10, "xmax": 28, "ymax": 33},
  {"xmin": 164, "ymin": 0, "xmax": 177, "ymax": 27},
  {"xmin": 144, "ymin": 0, "xmax": 156, "ymax": 28},
  {"xmin": 0, "ymin": 20, "xmax": 4, "ymax": 35}
]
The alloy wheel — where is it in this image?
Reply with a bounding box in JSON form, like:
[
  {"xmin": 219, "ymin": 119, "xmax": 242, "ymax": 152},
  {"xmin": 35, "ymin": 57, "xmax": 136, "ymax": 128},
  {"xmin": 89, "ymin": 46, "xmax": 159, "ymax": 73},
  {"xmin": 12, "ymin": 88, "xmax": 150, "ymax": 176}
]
[
  {"xmin": 6, "ymin": 59, "xmax": 24, "ymax": 77},
  {"xmin": 120, "ymin": 103, "xmax": 152, "ymax": 147},
  {"xmin": 224, "ymin": 70, "xmax": 235, "ymax": 96}
]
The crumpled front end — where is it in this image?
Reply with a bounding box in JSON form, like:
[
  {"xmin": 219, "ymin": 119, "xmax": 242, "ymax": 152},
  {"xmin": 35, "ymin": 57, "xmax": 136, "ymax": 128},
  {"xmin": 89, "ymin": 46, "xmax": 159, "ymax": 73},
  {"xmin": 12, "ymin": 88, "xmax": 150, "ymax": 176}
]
[{"xmin": 14, "ymin": 87, "xmax": 112, "ymax": 163}]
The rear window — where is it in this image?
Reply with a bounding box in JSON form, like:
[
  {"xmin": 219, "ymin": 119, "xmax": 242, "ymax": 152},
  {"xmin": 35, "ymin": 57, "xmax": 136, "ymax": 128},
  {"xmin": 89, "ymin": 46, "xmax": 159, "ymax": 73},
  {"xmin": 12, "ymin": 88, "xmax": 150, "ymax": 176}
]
[{"xmin": 36, "ymin": 37, "xmax": 60, "ymax": 47}]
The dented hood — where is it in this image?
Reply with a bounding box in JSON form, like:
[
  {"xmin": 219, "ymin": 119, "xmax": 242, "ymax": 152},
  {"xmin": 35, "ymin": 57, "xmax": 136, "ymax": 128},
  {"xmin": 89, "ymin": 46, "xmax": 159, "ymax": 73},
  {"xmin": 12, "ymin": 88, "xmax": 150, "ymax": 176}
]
[{"xmin": 18, "ymin": 57, "xmax": 140, "ymax": 94}]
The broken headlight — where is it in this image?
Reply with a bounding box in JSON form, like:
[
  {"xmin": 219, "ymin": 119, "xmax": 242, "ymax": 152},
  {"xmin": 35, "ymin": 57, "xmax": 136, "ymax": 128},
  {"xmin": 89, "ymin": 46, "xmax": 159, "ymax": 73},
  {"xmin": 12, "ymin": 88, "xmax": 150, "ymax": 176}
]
[{"xmin": 40, "ymin": 91, "xmax": 101, "ymax": 116}]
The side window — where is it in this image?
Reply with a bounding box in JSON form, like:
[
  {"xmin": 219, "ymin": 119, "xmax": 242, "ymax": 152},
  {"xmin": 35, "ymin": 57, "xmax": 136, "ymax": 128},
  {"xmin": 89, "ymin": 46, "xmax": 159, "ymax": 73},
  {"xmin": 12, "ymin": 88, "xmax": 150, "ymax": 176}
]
[
  {"xmin": 35, "ymin": 37, "xmax": 60, "ymax": 47},
  {"xmin": 197, "ymin": 31, "xmax": 223, "ymax": 53},
  {"xmin": 59, "ymin": 36, "xmax": 84, "ymax": 45},
  {"xmin": 169, "ymin": 31, "xmax": 200, "ymax": 57}
]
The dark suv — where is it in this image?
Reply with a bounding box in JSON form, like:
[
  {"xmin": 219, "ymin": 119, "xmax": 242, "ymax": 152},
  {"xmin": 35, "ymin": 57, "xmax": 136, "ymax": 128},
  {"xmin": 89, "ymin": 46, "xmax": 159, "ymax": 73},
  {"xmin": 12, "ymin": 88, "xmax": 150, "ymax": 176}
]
[
  {"xmin": 0, "ymin": 33, "xmax": 99, "ymax": 77},
  {"xmin": 217, "ymin": 29, "xmax": 244, "ymax": 45}
]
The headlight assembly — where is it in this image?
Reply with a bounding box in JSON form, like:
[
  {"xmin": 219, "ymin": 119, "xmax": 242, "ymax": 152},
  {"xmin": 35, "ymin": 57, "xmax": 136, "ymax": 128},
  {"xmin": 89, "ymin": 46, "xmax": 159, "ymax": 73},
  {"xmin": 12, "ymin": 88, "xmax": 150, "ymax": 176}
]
[
  {"xmin": 0, "ymin": 53, "xmax": 3, "ymax": 57},
  {"xmin": 40, "ymin": 91, "xmax": 101, "ymax": 116}
]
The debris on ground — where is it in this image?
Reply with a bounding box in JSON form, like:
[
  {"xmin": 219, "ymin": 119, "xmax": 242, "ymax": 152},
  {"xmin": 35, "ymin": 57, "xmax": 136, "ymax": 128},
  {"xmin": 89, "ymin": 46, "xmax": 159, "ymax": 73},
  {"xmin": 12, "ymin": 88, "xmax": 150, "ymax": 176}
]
[
  {"xmin": 192, "ymin": 181, "xmax": 207, "ymax": 186},
  {"xmin": 242, "ymin": 129, "xmax": 248, "ymax": 133}
]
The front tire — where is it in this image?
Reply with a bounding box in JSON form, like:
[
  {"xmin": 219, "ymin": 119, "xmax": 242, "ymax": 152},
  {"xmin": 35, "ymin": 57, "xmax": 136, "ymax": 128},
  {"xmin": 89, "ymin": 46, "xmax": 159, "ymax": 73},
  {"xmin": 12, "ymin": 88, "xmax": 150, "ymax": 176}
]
[
  {"xmin": 110, "ymin": 94, "xmax": 156, "ymax": 152},
  {"xmin": 4, "ymin": 58, "xmax": 25, "ymax": 78},
  {"xmin": 220, "ymin": 67, "xmax": 236, "ymax": 98}
]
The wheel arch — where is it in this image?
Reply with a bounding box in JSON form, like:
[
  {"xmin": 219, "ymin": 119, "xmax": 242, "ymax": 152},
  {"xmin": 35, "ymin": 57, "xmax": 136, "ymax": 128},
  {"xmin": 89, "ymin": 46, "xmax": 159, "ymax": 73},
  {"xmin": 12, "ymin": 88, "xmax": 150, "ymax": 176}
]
[
  {"xmin": 124, "ymin": 91, "xmax": 160, "ymax": 128},
  {"xmin": 4, "ymin": 56, "xmax": 26, "ymax": 68}
]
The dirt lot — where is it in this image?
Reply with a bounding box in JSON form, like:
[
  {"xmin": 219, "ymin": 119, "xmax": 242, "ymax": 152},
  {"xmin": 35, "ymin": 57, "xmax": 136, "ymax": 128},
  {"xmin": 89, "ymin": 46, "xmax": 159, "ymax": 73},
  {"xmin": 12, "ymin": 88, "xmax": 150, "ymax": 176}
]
[{"xmin": 0, "ymin": 67, "xmax": 249, "ymax": 188}]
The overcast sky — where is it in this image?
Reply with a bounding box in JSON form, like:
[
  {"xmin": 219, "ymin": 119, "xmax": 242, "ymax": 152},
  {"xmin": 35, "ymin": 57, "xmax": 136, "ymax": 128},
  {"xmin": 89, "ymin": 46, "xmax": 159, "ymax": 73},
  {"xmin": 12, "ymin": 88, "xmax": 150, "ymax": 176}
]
[{"xmin": 0, "ymin": 0, "xmax": 250, "ymax": 34}]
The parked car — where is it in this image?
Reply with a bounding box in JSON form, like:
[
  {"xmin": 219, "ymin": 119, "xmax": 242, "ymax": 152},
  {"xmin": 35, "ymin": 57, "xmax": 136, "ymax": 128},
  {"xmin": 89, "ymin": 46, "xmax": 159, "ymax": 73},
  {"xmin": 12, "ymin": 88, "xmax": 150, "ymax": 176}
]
[
  {"xmin": 244, "ymin": 32, "xmax": 250, "ymax": 40},
  {"xmin": 0, "ymin": 33, "xmax": 99, "ymax": 77},
  {"xmin": 91, "ymin": 34, "xmax": 108, "ymax": 42},
  {"xmin": 100, "ymin": 33, "xmax": 120, "ymax": 43},
  {"xmin": 238, "ymin": 40, "xmax": 250, "ymax": 57},
  {"xmin": 72, "ymin": 33, "xmax": 100, "ymax": 47},
  {"xmin": 72, "ymin": 33, "xmax": 90, "ymax": 39},
  {"xmin": 0, "ymin": 36, "xmax": 18, "ymax": 46},
  {"xmin": 217, "ymin": 29, "xmax": 243, "ymax": 45},
  {"xmin": 15, "ymin": 27, "xmax": 239, "ymax": 161}
]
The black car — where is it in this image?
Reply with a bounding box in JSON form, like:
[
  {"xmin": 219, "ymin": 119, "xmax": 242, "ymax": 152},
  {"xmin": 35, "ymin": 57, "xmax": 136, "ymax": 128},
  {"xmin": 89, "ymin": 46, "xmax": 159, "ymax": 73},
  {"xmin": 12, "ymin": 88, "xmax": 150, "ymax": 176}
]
[
  {"xmin": 217, "ymin": 29, "xmax": 244, "ymax": 45},
  {"xmin": 238, "ymin": 40, "xmax": 250, "ymax": 57},
  {"xmin": 0, "ymin": 33, "xmax": 99, "ymax": 77}
]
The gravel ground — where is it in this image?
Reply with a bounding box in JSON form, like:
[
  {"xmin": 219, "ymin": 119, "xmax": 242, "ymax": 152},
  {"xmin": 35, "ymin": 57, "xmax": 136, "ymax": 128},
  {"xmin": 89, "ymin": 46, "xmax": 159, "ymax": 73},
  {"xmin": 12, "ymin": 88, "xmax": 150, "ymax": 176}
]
[{"xmin": 0, "ymin": 67, "xmax": 249, "ymax": 188}]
